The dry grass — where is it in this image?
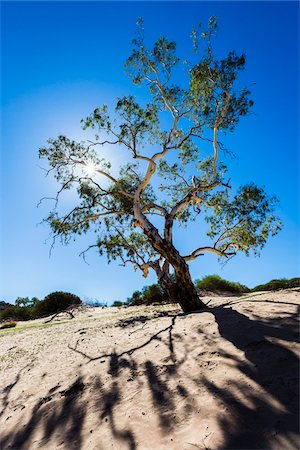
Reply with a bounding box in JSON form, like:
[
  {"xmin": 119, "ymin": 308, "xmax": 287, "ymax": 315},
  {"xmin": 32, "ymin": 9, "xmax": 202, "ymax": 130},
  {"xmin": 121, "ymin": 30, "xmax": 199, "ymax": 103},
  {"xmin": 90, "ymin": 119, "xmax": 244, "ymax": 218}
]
[{"xmin": 0, "ymin": 321, "xmax": 17, "ymax": 329}]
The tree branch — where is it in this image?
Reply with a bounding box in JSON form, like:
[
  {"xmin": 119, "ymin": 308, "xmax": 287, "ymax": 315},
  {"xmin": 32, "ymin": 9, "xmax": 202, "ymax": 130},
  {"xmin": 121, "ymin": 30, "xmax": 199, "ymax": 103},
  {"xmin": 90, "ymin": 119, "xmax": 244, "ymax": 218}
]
[
  {"xmin": 183, "ymin": 246, "xmax": 236, "ymax": 261},
  {"xmin": 142, "ymin": 203, "xmax": 168, "ymax": 216}
]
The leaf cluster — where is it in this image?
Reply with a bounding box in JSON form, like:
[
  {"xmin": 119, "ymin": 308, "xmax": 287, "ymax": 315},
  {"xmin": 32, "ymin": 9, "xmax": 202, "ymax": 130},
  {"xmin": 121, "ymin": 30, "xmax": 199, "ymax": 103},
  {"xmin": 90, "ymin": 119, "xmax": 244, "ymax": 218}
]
[{"xmin": 206, "ymin": 184, "xmax": 282, "ymax": 256}]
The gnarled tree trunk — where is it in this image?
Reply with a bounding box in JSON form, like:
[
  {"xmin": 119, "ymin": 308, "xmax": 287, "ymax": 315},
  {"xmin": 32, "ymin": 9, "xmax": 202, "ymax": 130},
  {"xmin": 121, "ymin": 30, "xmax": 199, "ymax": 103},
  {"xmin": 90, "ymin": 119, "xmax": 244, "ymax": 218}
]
[
  {"xmin": 160, "ymin": 256, "xmax": 203, "ymax": 312},
  {"xmin": 172, "ymin": 260, "xmax": 204, "ymax": 313},
  {"xmin": 135, "ymin": 208, "xmax": 206, "ymax": 312}
]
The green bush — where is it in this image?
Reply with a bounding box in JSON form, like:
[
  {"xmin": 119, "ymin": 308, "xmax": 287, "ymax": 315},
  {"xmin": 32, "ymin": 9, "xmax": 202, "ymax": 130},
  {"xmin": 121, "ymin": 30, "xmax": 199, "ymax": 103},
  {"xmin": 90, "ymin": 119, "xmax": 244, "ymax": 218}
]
[
  {"xmin": 127, "ymin": 284, "xmax": 167, "ymax": 306},
  {"xmin": 0, "ymin": 305, "xmax": 33, "ymax": 321},
  {"xmin": 34, "ymin": 291, "xmax": 82, "ymax": 317},
  {"xmin": 252, "ymin": 277, "xmax": 300, "ymax": 292},
  {"xmin": 142, "ymin": 284, "xmax": 166, "ymax": 305},
  {"xmin": 195, "ymin": 275, "xmax": 249, "ymax": 294},
  {"xmin": 0, "ymin": 301, "xmax": 11, "ymax": 311},
  {"xmin": 127, "ymin": 290, "xmax": 144, "ymax": 306},
  {"xmin": 112, "ymin": 301, "xmax": 125, "ymax": 307},
  {"xmin": 0, "ymin": 292, "xmax": 82, "ymax": 321}
]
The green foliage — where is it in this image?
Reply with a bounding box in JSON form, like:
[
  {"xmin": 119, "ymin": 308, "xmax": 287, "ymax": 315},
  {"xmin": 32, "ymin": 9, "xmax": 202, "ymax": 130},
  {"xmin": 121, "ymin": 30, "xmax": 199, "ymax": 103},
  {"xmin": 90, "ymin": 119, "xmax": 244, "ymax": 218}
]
[
  {"xmin": 0, "ymin": 306, "xmax": 34, "ymax": 321},
  {"xmin": 205, "ymin": 184, "xmax": 282, "ymax": 257},
  {"xmin": 34, "ymin": 292, "xmax": 81, "ymax": 317},
  {"xmin": 195, "ymin": 275, "xmax": 249, "ymax": 293},
  {"xmin": 84, "ymin": 299, "xmax": 107, "ymax": 307},
  {"xmin": 252, "ymin": 278, "xmax": 300, "ymax": 292},
  {"xmin": 0, "ymin": 292, "xmax": 82, "ymax": 321},
  {"xmin": 127, "ymin": 283, "xmax": 167, "ymax": 306},
  {"xmin": 112, "ymin": 301, "xmax": 126, "ymax": 307},
  {"xmin": 142, "ymin": 284, "xmax": 166, "ymax": 304},
  {"xmin": 127, "ymin": 290, "xmax": 144, "ymax": 306},
  {"xmin": 0, "ymin": 301, "xmax": 11, "ymax": 311},
  {"xmin": 15, "ymin": 297, "xmax": 39, "ymax": 308},
  {"xmin": 38, "ymin": 18, "xmax": 282, "ymax": 301}
]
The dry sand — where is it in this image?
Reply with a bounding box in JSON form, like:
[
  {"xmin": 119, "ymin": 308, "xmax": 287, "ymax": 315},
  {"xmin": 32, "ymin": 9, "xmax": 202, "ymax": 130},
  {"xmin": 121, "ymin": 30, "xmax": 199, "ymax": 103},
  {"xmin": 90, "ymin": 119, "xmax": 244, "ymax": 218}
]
[{"xmin": 0, "ymin": 289, "xmax": 299, "ymax": 450}]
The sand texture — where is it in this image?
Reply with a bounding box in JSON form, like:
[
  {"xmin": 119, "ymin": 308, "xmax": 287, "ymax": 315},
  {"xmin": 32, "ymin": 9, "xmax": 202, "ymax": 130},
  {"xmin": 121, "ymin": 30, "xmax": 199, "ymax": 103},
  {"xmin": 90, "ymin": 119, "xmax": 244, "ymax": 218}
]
[{"xmin": 0, "ymin": 289, "xmax": 299, "ymax": 450}]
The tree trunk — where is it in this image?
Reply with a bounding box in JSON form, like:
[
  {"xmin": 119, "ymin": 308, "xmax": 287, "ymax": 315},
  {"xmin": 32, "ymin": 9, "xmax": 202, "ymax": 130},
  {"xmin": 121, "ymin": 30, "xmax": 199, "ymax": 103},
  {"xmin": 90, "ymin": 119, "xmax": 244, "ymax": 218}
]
[
  {"xmin": 172, "ymin": 260, "xmax": 205, "ymax": 312},
  {"xmin": 141, "ymin": 224, "xmax": 206, "ymax": 312},
  {"xmin": 134, "ymin": 205, "xmax": 206, "ymax": 312}
]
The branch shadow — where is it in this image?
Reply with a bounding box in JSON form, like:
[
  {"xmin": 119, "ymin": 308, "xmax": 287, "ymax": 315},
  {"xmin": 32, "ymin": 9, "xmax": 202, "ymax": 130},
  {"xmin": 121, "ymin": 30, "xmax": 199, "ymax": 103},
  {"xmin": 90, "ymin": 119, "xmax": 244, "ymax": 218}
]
[
  {"xmin": 202, "ymin": 304, "xmax": 300, "ymax": 449},
  {"xmin": 0, "ymin": 317, "xmax": 180, "ymax": 450},
  {"xmin": 116, "ymin": 310, "xmax": 172, "ymax": 328},
  {"xmin": 1, "ymin": 300, "xmax": 298, "ymax": 449},
  {"xmin": 0, "ymin": 377, "xmax": 86, "ymax": 450},
  {"xmin": 0, "ymin": 361, "xmax": 34, "ymax": 420},
  {"xmin": 68, "ymin": 314, "xmax": 179, "ymax": 363},
  {"xmin": 95, "ymin": 377, "xmax": 136, "ymax": 450}
]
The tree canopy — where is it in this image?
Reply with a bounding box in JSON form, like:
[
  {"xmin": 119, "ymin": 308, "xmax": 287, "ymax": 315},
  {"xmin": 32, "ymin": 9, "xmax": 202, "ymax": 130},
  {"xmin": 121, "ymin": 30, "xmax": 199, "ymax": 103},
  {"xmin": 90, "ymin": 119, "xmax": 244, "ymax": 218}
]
[{"xmin": 39, "ymin": 18, "xmax": 281, "ymax": 312}]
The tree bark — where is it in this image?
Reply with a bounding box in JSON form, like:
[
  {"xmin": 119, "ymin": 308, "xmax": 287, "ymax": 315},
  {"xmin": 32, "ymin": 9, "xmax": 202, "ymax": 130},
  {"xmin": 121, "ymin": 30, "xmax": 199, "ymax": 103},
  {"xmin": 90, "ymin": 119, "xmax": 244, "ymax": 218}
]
[
  {"xmin": 135, "ymin": 208, "xmax": 206, "ymax": 312},
  {"xmin": 172, "ymin": 260, "xmax": 205, "ymax": 313}
]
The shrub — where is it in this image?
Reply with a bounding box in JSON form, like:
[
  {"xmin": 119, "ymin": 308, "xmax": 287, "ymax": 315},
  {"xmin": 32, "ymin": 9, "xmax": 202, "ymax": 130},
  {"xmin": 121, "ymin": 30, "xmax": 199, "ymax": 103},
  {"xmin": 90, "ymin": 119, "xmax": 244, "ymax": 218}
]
[
  {"xmin": 0, "ymin": 301, "xmax": 11, "ymax": 311},
  {"xmin": 195, "ymin": 275, "xmax": 249, "ymax": 294},
  {"xmin": 142, "ymin": 284, "xmax": 166, "ymax": 305},
  {"xmin": 127, "ymin": 284, "xmax": 168, "ymax": 306},
  {"xmin": 34, "ymin": 291, "xmax": 82, "ymax": 317},
  {"xmin": 0, "ymin": 305, "xmax": 33, "ymax": 321},
  {"xmin": 112, "ymin": 301, "xmax": 125, "ymax": 307},
  {"xmin": 127, "ymin": 290, "xmax": 144, "ymax": 306},
  {"xmin": 0, "ymin": 321, "xmax": 17, "ymax": 329},
  {"xmin": 252, "ymin": 277, "xmax": 300, "ymax": 292}
]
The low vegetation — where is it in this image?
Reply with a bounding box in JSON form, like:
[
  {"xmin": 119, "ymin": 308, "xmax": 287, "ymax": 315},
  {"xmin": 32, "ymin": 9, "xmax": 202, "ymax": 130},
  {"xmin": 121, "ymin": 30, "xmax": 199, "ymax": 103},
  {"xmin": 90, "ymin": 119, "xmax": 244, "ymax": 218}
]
[
  {"xmin": 0, "ymin": 305, "xmax": 34, "ymax": 322},
  {"xmin": 112, "ymin": 301, "xmax": 126, "ymax": 307},
  {"xmin": 195, "ymin": 275, "xmax": 249, "ymax": 294},
  {"xmin": 0, "ymin": 292, "xmax": 82, "ymax": 322},
  {"xmin": 34, "ymin": 292, "xmax": 81, "ymax": 316},
  {"xmin": 251, "ymin": 277, "xmax": 300, "ymax": 292},
  {"xmin": 1, "ymin": 277, "xmax": 298, "ymax": 321},
  {"xmin": 0, "ymin": 321, "xmax": 17, "ymax": 329},
  {"xmin": 127, "ymin": 284, "xmax": 167, "ymax": 306}
]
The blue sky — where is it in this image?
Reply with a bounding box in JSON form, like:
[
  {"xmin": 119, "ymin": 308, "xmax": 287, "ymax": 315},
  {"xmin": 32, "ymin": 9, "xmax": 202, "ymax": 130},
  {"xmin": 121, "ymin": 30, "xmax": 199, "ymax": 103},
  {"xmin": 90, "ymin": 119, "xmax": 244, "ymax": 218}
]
[{"xmin": 1, "ymin": 1, "xmax": 299, "ymax": 304}]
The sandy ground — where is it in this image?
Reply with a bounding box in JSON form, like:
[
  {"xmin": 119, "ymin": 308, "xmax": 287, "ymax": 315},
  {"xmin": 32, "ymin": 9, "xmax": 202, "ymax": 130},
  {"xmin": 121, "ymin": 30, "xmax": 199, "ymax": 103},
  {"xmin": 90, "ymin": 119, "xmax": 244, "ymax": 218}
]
[{"xmin": 0, "ymin": 289, "xmax": 299, "ymax": 450}]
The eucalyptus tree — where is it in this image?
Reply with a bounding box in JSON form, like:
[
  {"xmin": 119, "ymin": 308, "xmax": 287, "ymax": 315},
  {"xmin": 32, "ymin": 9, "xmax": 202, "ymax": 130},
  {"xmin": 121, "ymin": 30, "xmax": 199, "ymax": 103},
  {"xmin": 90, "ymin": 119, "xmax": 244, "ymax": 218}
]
[{"xmin": 39, "ymin": 18, "xmax": 281, "ymax": 312}]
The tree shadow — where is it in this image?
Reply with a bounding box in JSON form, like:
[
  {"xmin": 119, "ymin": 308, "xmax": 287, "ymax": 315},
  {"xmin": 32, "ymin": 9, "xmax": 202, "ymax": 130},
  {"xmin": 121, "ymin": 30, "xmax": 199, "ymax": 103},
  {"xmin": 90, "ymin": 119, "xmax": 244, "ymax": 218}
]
[
  {"xmin": 225, "ymin": 297, "xmax": 300, "ymax": 308},
  {"xmin": 0, "ymin": 317, "xmax": 179, "ymax": 450},
  {"xmin": 202, "ymin": 304, "xmax": 300, "ymax": 449},
  {"xmin": 68, "ymin": 314, "xmax": 179, "ymax": 363},
  {"xmin": 95, "ymin": 377, "xmax": 136, "ymax": 450},
  {"xmin": 0, "ymin": 377, "xmax": 87, "ymax": 450},
  {"xmin": 0, "ymin": 361, "xmax": 34, "ymax": 420},
  {"xmin": 144, "ymin": 360, "xmax": 176, "ymax": 432},
  {"xmin": 115, "ymin": 310, "xmax": 174, "ymax": 330},
  {"xmin": 1, "ymin": 300, "xmax": 298, "ymax": 449}
]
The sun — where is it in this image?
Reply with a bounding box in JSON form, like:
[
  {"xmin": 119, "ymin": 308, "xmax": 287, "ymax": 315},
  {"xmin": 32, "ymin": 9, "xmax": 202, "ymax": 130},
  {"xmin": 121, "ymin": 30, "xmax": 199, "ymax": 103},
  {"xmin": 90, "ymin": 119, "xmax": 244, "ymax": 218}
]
[{"xmin": 84, "ymin": 162, "xmax": 97, "ymax": 177}]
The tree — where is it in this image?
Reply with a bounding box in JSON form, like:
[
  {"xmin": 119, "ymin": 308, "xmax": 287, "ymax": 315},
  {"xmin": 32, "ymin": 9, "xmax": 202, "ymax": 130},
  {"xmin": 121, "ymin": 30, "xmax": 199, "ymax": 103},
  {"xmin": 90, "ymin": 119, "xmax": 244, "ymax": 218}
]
[
  {"xmin": 39, "ymin": 18, "xmax": 281, "ymax": 313},
  {"xmin": 15, "ymin": 297, "xmax": 39, "ymax": 308},
  {"xmin": 142, "ymin": 284, "xmax": 166, "ymax": 305},
  {"xmin": 127, "ymin": 283, "xmax": 166, "ymax": 306},
  {"xmin": 127, "ymin": 290, "xmax": 144, "ymax": 306}
]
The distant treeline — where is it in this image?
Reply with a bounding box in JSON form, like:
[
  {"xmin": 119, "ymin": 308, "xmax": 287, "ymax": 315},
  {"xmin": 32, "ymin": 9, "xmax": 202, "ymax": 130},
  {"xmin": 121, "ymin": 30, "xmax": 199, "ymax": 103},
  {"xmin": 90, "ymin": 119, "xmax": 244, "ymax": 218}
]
[
  {"xmin": 1, "ymin": 276, "xmax": 299, "ymax": 322},
  {"xmin": 0, "ymin": 292, "xmax": 81, "ymax": 322}
]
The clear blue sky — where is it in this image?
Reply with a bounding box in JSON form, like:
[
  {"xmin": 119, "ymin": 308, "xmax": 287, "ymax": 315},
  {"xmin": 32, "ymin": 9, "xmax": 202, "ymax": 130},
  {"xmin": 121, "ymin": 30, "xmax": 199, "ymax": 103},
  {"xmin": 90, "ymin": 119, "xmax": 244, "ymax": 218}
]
[{"xmin": 1, "ymin": 1, "xmax": 299, "ymax": 304}]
